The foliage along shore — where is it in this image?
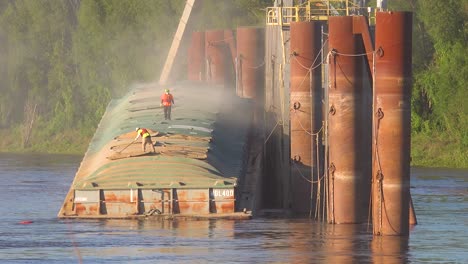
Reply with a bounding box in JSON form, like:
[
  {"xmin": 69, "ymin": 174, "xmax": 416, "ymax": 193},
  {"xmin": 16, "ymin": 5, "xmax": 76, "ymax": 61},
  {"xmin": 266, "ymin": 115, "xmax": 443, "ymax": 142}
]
[
  {"xmin": 0, "ymin": 127, "xmax": 466, "ymax": 169},
  {"xmin": 0, "ymin": 128, "xmax": 88, "ymax": 155},
  {"xmin": 0, "ymin": 0, "xmax": 466, "ymax": 168}
]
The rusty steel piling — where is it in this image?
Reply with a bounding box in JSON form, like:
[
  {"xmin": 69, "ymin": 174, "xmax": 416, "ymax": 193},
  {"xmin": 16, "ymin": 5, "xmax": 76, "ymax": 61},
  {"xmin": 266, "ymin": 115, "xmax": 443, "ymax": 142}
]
[
  {"xmin": 290, "ymin": 21, "xmax": 322, "ymax": 214},
  {"xmin": 188, "ymin": 31, "xmax": 205, "ymax": 81},
  {"xmin": 236, "ymin": 27, "xmax": 266, "ymax": 99},
  {"xmin": 372, "ymin": 11, "xmax": 413, "ymax": 236},
  {"xmin": 205, "ymin": 30, "xmax": 226, "ymax": 85},
  {"xmin": 327, "ymin": 16, "xmax": 368, "ymax": 224}
]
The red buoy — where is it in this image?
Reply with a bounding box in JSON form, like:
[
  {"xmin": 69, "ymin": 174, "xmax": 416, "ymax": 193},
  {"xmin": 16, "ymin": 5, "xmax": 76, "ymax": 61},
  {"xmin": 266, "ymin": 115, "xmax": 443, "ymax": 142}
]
[{"xmin": 19, "ymin": 220, "xmax": 33, "ymax": 225}]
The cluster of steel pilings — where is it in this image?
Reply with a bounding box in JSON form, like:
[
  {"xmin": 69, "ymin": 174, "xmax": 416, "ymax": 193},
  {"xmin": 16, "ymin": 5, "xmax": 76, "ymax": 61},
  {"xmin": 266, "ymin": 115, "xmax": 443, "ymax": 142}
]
[
  {"xmin": 187, "ymin": 27, "xmax": 265, "ymax": 100},
  {"xmin": 288, "ymin": 12, "xmax": 416, "ymax": 236},
  {"xmin": 186, "ymin": 12, "xmax": 416, "ymax": 236}
]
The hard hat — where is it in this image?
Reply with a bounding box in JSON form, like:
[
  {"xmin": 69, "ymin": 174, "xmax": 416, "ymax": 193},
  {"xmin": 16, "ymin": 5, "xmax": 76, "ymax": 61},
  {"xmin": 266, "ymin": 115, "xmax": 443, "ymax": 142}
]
[
  {"xmin": 135, "ymin": 127, "xmax": 140, "ymax": 131},
  {"xmin": 165, "ymin": 89, "xmax": 170, "ymax": 93}
]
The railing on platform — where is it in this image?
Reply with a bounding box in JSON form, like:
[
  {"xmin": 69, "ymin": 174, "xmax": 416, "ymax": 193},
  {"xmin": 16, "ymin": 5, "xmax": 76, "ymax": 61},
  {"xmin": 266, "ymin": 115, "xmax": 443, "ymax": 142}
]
[{"xmin": 266, "ymin": 0, "xmax": 376, "ymax": 26}]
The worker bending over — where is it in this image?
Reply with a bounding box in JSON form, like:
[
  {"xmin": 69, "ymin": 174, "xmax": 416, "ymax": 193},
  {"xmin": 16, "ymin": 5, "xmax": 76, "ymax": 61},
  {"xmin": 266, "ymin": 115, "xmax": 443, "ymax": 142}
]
[{"xmin": 134, "ymin": 127, "xmax": 156, "ymax": 153}]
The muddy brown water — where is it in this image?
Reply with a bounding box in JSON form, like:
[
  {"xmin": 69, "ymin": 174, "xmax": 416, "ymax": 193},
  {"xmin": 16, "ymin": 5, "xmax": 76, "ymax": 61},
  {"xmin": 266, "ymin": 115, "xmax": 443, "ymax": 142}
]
[{"xmin": 0, "ymin": 153, "xmax": 466, "ymax": 263}]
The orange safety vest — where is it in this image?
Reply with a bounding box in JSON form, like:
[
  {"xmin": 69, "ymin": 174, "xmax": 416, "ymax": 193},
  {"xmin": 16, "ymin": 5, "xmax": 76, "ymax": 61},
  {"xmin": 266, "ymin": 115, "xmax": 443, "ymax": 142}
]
[
  {"xmin": 138, "ymin": 128, "xmax": 150, "ymax": 138},
  {"xmin": 161, "ymin": 93, "xmax": 174, "ymax": 106}
]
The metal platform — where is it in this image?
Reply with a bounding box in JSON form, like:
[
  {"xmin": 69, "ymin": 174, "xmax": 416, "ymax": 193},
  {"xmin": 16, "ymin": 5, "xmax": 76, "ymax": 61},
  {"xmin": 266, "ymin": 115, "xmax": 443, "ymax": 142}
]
[{"xmin": 266, "ymin": 0, "xmax": 375, "ymax": 26}]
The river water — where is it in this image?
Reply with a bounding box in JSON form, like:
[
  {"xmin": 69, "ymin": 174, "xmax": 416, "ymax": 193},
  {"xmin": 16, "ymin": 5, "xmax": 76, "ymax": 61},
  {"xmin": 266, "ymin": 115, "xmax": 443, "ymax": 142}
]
[{"xmin": 0, "ymin": 153, "xmax": 466, "ymax": 263}]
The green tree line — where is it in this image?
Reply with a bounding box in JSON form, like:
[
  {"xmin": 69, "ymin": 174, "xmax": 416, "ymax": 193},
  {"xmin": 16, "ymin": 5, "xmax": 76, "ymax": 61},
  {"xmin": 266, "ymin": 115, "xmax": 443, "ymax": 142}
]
[
  {"xmin": 388, "ymin": 0, "xmax": 467, "ymax": 167},
  {"xmin": 0, "ymin": 0, "xmax": 269, "ymax": 153},
  {"xmin": 0, "ymin": 0, "xmax": 466, "ymax": 167}
]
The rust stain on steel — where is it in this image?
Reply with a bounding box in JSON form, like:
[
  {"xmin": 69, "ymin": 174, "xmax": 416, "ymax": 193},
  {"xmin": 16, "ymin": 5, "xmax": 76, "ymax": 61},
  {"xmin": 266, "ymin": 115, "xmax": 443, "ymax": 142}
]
[
  {"xmin": 177, "ymin": 202, "xmax": 210, "ymax": 214},
  {"xmin": 74, "ymin": 204, "xmax": 86, "ymax": 215},
  {"xmin": 75, "ymin": 204, "xmax": 98, "ymax": 215},
  {"xmin": 104, "ymin": 190, "xmax": 136, "ymax": 203},
  {"xmin": 104, "ymin": 193, "xmax": 129, "ymax": 203},
  {"xmin": 289, "ymin": 21, "xmax": 322, "ymax": 214},
  {"xmin": 176, "ymin": 189, "xmax": 209, "ymax": 214},
  {"xmin": 205, "ymin": 29, "xmax": 226, "ymax": 85},
  {"xmin": 177, "ymin": 189, "xmax": 208, "ymax": 201},
  {"xmin": 192, "ymin": 202, "xmax": 208, "ymax": 212},
  {"xmin": 177, "ymin": 189, "xmax": 187, "ymax": 200},
  {"xmin": 177, "ymin": 201, "xmax": 190, "ymax": 212},
  {"xmin": 210, "ymin": 201, "xmax": 234, "ymax": 213},
  {"xmin": 105, "ymin": 203, "xmax": 137, "ymax": 215},
  {"xmin": 187, "ymin": 31, "xmax": 205, "ymax": 81},
  {"xmin": 328, "ymin": 16, "xmax": 368, "ymax": 223},
  {"xmin": 219, "ymin": 202, "xmax": 234, "ymax": 213},
  {"xmin": 372, "ymin": 11, "xmax": 412, "ymax": 236},
  {"xmin": 236, "ymin": 27, "xmax": 265, "ymax": 99}
]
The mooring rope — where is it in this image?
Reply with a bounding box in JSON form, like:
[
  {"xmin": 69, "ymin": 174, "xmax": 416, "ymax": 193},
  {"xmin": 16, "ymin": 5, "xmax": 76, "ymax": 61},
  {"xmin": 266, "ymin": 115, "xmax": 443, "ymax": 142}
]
[
  {"xmin": 291, "ymin": 109, "xmax": 323, "ymax": 136},
  {"xmin": 292, "ymin": 161, "xmax": 324, "ymax": 184},
  {"xmin": 374, "ymin": 107, "xmax": 384, "ymax": 234},
  {"xmin": 329, "ymin": 162, "xmax": 336, "ymax": 224}
]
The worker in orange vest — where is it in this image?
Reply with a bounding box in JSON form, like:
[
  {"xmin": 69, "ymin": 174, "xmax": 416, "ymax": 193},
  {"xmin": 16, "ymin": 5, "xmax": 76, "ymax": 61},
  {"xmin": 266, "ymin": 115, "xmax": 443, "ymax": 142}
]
[
  {"xmin": 134, "ymin": 127, "xmax": 156, "ymax": 153},
  {"xmin": 160, "ymin": 88, "xmax": 175, "ymax": 120}
]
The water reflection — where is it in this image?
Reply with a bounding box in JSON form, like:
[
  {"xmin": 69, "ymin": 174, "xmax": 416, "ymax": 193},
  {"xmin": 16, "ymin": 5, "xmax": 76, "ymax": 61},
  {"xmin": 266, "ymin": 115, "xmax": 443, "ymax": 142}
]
[
  {"xmin": 0, "ymin": 154, "xmax": 466, "ymax": 263},
  {"xmin": 81, "ymin": 218, "xmax": 386, "ymax": 263},
  {"xmin": 321, "ymin": 224, "xmax": 371, "ymax": 264},
  {"xmin": 372, "ymin": 236, "xmax": 409, "ymax": 264},
  {"xmin": 100, "ymin": 218, "xmax": 236, "ymax": 238}
]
